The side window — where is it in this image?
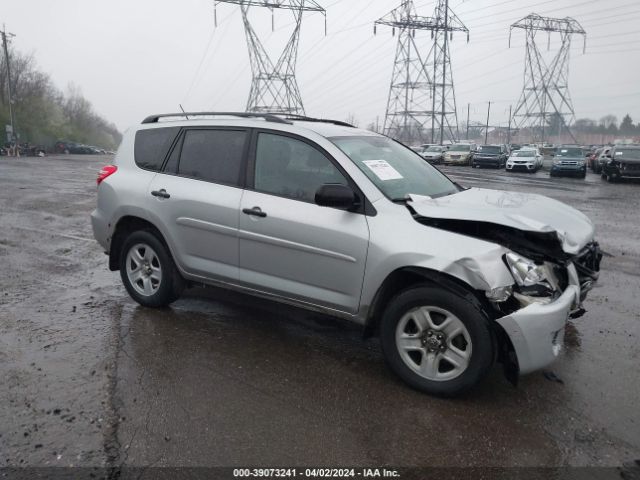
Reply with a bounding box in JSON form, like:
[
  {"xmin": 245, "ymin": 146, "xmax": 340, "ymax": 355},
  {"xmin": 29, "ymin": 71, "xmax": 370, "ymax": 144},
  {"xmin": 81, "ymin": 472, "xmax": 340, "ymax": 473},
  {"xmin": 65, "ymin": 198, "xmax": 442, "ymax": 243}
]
[
  {"xmin": 134, "ymin": 127, "xmax": 180, "ymax": 171},
  {"xmin": 177, "ymin": 129, "xmax": 246, "ymax": 186},
  {"xmin": 254, "ymin": 133, "xmax": 348, "ymax": 203}
]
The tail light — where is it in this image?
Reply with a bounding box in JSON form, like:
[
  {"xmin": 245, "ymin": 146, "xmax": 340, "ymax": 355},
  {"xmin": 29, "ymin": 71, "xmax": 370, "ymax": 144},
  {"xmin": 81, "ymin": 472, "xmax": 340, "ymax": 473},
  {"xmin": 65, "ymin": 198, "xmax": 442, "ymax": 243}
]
[{"xmin": 97, "ymin": 165, "xmax": 117, "ymax": 185}]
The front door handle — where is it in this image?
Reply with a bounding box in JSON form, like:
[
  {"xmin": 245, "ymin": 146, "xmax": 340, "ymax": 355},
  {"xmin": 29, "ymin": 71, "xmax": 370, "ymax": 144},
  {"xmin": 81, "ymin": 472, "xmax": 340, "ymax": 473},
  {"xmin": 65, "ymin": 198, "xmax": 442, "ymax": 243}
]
[
  {"xmin": 242, "ymin": 207, "xmax": 267, "ymax": 218},
  {"xmin": 151, "ymin": 189, "xmax": 170, "ymax": 199}
]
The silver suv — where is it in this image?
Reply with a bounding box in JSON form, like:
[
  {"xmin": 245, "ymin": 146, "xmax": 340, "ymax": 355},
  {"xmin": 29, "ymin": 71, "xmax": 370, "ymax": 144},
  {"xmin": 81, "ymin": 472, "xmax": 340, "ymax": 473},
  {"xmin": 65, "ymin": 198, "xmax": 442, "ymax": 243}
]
[{"xmin": 92, "ymin": 112, "xmax": 602, "ymax": 396}]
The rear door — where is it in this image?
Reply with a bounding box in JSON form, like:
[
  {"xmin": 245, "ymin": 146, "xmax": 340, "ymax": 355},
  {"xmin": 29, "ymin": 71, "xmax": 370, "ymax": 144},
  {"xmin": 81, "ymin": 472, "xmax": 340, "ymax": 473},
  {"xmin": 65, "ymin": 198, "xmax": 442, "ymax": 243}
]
[
  {"xmin": 147, "ymin": 127, "xmax": 249, "ymax": 282},
  {"xmin": 238, "ymin": 131, "xmax": 370, "ymax": 314}
]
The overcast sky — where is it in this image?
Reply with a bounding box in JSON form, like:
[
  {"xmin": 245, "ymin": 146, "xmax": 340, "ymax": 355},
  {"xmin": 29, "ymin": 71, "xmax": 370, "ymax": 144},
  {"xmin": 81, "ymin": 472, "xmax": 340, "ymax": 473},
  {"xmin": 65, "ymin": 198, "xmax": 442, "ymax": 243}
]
[{"xmin": 3, "ymin": 0, "xmax": 639, "ymax": 133}]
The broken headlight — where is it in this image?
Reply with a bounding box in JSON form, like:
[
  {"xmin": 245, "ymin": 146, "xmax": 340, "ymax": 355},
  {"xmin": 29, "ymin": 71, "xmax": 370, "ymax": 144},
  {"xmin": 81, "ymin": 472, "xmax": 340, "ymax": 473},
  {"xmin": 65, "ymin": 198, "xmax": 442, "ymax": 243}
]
[{"xmin": 505, "ymin": 252, "xmax": 557, "ymax": 297}]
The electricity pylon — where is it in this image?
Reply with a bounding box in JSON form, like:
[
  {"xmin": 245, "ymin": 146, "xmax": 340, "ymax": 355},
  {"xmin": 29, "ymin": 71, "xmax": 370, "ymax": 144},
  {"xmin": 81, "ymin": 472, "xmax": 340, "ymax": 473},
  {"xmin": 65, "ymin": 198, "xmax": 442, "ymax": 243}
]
[
  {"xmin": 510, "ymin": 13, "xmax": 586, "ymax": 143},
  {"xmin": 214, "ymin": 0, "xmax": 325, "ymax": 115},
  {"xmin": 375, "ymin": 0, "xmax": 468, "ymax": 145}
]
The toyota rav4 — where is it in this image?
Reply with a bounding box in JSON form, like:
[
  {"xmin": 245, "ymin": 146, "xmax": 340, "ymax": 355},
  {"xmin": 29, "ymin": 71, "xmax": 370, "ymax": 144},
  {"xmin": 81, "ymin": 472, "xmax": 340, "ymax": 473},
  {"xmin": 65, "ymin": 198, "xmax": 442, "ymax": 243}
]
[{"xmin": 92, "ymin": 112, "xmax": 602, "ymax": 396}]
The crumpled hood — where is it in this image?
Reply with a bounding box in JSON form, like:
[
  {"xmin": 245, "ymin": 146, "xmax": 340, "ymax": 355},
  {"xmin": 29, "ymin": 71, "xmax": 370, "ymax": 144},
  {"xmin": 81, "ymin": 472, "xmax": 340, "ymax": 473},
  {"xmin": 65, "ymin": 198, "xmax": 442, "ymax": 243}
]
[{"xmin": 408, "ymin": 188, "xmax": 595, "ymax": 255}]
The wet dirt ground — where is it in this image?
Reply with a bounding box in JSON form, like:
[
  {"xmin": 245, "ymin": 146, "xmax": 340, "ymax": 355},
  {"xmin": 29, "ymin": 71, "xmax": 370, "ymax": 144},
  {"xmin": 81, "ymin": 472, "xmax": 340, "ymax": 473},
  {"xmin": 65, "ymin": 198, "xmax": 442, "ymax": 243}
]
[{"xmin": 0, "ymin": 154, "xmax": 639, "ymax": 474}]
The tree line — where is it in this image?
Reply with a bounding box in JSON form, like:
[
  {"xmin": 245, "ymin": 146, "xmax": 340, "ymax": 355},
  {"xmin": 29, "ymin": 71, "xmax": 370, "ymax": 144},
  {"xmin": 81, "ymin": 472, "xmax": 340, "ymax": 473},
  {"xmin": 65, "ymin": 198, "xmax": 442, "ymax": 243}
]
[{"xmin": 0, "ymin": 45, "xmax": 121, "ymax": 150}]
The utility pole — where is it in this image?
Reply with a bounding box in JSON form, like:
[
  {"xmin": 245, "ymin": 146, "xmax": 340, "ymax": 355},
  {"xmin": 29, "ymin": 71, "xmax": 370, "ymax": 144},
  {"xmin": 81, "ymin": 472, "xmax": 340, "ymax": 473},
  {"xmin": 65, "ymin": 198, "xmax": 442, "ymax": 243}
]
[
  {"xmin": 215, "ymin": 1, "xmax": 325, "ymax": 115},
  {"xmin": 509, "ymin": 13, "xmax": 586, "ymax": 144},
  {"xmin": 375, "ymin": 0, "xmax": 468, "ymax": 145},
  {"xmin": 1, "ymin": 25, "xmax": 17, "ymax": 147},
  {"xmin": 507, "ymin": 104, "xmax": 512, "ymax": 145},
  {"xmin": 466, "ymin": 102, "xmax": 470, "ymax": 140},
  {"xmin": 439, "ymin": 0, "xmax": 449, "ymax": 145},
  {"xmin": 484, "ymin": 101, "xmax": 491, "ymax": 145}
]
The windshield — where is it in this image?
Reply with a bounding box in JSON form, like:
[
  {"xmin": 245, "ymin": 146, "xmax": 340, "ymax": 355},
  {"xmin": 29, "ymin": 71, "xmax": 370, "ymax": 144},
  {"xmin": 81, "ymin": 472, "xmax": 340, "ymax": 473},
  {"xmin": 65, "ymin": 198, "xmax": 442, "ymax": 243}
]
[
  {"xmin": 513, "ymin": 150, "xmax": 534, "ymax": 157},
  {"xmin": 329, "ymin": 136, "xmax": 459, "ymax": 200},
  {"xmin": 450, "ymin": 144, "xmax": 471, "ymax": 152},
  {"xmin": 556, "ymin": 147, "xmax": 583, "ymax": 157},
  {"xmin": 425, "ymin": 146, "xmax": 443, "ymax": 152},
  {"xmin": 478, "ymin": 145, "xmax": 500, "ymax": 154},
  {"xmin": 615, "ymin": 148, "xmax": 640, "ymax": 159}
]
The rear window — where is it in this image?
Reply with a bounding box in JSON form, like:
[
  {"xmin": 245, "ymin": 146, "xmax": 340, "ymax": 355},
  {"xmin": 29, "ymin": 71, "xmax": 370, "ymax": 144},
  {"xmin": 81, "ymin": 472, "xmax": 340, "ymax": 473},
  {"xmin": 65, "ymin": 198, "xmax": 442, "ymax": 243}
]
[
  {"xmin": 134, "ymin": 127, "xmax": 180, "ymax": 171},
  {"xmin": 177, "ymin": 129, "xmax": 247, "ymax": 186}
]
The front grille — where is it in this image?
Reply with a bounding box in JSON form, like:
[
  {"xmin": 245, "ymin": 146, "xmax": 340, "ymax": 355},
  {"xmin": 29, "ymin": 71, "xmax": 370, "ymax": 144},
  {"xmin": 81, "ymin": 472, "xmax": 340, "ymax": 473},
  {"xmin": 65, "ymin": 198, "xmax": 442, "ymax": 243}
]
[{"xmin": 622, "ymin": 163, "xmax": 640, "ymax": 172}]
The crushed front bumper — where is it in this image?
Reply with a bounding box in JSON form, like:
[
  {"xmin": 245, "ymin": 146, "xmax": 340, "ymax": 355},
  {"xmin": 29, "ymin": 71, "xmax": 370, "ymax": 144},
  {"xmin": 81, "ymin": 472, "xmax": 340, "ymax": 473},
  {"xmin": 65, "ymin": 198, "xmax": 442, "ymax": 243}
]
[{"xmin": 496, "ymin": 265, "xmax": 582, "ymax": 375}]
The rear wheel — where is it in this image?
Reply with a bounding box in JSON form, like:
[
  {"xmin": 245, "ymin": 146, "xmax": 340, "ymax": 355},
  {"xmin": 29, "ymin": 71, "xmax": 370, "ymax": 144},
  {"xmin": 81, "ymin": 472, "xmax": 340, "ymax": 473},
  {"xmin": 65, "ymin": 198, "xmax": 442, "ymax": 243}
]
[
  {"xmin": 119, "ymin": 230, "xmax": 184, "ymax": 307},
  {"xmin": 380, "ymin": 285, "xmax": 494, "ymax": 397}
]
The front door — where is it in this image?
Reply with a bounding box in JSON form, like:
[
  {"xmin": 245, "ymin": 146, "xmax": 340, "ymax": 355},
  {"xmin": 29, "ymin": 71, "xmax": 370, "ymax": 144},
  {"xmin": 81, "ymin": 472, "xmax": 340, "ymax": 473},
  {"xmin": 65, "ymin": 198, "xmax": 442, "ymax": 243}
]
[{"xmin": 238, "ymin": 131, "xmax": 370, "ymax": 314}]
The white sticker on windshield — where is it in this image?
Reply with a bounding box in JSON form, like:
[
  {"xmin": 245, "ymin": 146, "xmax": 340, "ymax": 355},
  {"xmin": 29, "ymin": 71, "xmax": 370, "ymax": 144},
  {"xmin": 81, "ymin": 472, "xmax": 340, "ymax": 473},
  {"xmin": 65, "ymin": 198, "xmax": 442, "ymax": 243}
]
[{"xmin": 362, "ymin": 160, "xmax": 404, "ymax": 181}]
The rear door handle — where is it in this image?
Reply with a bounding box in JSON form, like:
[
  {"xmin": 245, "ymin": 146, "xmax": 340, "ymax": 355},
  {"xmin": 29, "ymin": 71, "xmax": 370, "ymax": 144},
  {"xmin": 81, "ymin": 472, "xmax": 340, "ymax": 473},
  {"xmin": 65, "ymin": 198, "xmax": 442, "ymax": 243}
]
[
  {"xmin": 151, "ymin": 189, "xmax": 170, "ymax": 199},
  {"xmin": 242, "ymin": 207, "xmax": 267, "ymax": 218}
]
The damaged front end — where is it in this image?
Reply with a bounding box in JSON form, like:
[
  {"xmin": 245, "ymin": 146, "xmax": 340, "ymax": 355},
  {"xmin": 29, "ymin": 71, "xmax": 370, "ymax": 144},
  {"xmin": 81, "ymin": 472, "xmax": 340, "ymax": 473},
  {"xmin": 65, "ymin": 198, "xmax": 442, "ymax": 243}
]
[{"xmin": 413, "ymin": 213, "xmax": 603, "ymax": 377}]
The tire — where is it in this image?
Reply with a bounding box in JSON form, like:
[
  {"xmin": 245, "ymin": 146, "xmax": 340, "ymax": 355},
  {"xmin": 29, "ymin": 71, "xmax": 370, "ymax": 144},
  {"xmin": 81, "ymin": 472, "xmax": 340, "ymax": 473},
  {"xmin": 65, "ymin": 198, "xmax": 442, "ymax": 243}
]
[
  {"xmin": 119, "ymin": 230, "xmax": 184, "ymax": 307},
  {"xmin": 379, "ymin": 285, "xmax": 494, "ymax": 397}
]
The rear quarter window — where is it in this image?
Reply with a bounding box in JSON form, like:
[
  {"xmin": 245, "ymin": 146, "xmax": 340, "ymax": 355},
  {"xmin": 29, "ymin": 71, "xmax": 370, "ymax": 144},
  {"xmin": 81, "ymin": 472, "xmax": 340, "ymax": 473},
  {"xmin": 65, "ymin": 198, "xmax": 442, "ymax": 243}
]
[{"xmin": 134, "ymin": 127, "xmax": 180, "ymax": 171}]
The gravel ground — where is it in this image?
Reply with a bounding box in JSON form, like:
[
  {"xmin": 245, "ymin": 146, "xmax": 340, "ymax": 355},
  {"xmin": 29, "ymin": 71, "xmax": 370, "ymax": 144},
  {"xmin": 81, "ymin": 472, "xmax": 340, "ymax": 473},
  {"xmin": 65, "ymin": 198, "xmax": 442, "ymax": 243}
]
[{"xmin": 0, "ymin": 154, "xmax": 638, "ymax": 476}]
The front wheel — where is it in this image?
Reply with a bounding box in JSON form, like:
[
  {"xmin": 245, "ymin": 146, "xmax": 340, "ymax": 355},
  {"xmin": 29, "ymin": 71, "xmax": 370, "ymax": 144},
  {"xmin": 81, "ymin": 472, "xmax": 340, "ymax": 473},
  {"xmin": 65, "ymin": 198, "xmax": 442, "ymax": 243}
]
[
  {"xmin": 380, "ymin": 286, "xmax": 494, "ymax": 397},
  {"xmin": 119, "ymin": 230, "xmax": 184, "ymax": 307}
]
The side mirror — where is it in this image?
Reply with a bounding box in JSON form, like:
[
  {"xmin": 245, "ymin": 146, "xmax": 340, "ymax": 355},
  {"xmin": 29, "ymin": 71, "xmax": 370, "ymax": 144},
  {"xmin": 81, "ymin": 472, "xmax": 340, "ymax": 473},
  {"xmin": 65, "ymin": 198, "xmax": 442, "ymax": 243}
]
[
  {"xmin": 315, "ymin": 184, "xmax": 358, "ymax": 210},
  {"xmin": 605, "ymin": 154, "xmax": 612, "ymax": 158}
]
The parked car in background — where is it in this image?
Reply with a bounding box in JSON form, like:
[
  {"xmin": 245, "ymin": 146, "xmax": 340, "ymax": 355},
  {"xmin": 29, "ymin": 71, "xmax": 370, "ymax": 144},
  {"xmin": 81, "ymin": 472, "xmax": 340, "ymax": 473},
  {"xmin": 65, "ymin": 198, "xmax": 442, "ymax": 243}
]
[
  {"xmin": 588, "ymin": 148, "xmax": 602, "ymax": 172},
  {"xmin": 54, "ymin": 141, "xmax": 108, "ymax": 155},
  {"xmin": 421, "ymin": 145, "xmax": 447, "ymax": 164},
  {"xmin": 506, "ymin": 148, "xmax": 543, "ymax": 172},
  {"xmin": 443, "ymin": 143, "xmax": 476, "ymax": 166},
  {"xmin": 509, "ymin": 144, "xmax": 521, "ymax": 151},
  {"xmin": 540, "ymin": 145, "xmax": 557, "ymax": 157},
  {"xmin": 593, "ymin": 147, "xmax": 612, "ymax": 174},
  {"xmin": 550, "ymin": 146, "xmax": 587, "ymax": 178},
  {"xmin": 602, "ymin": 145, "xmax": 640, "ymax": 182},
  {"xmin": 472, "ymin": 144, "xmax": 508, "ymax": 169}
]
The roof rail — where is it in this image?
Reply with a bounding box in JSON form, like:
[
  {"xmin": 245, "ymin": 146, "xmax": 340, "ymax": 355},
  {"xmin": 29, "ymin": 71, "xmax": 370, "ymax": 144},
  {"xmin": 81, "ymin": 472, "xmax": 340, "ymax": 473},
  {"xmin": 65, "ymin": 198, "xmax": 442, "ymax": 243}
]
[
  {"xmin": 279, "ymin": 114, "xmax": 355, "ymax": 128},
  {"xmin": 141, "ymin": 112, "xmax": 293, "ymax": 125}
]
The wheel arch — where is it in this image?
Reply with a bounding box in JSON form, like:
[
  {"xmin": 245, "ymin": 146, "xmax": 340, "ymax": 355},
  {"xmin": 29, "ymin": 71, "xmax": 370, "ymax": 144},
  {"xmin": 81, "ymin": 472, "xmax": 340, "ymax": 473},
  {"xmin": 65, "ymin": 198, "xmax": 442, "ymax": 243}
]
[
  {"xmin": 109, "ymin": 215, "xmax": 171, "ymax": 271},
  {"xmin": 364, "ymin": 266, "xmax": 492, "ymax": 337},
  {"xmin": 365, "ymin": 265, "xmax": 519, "ymax": 383}
]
